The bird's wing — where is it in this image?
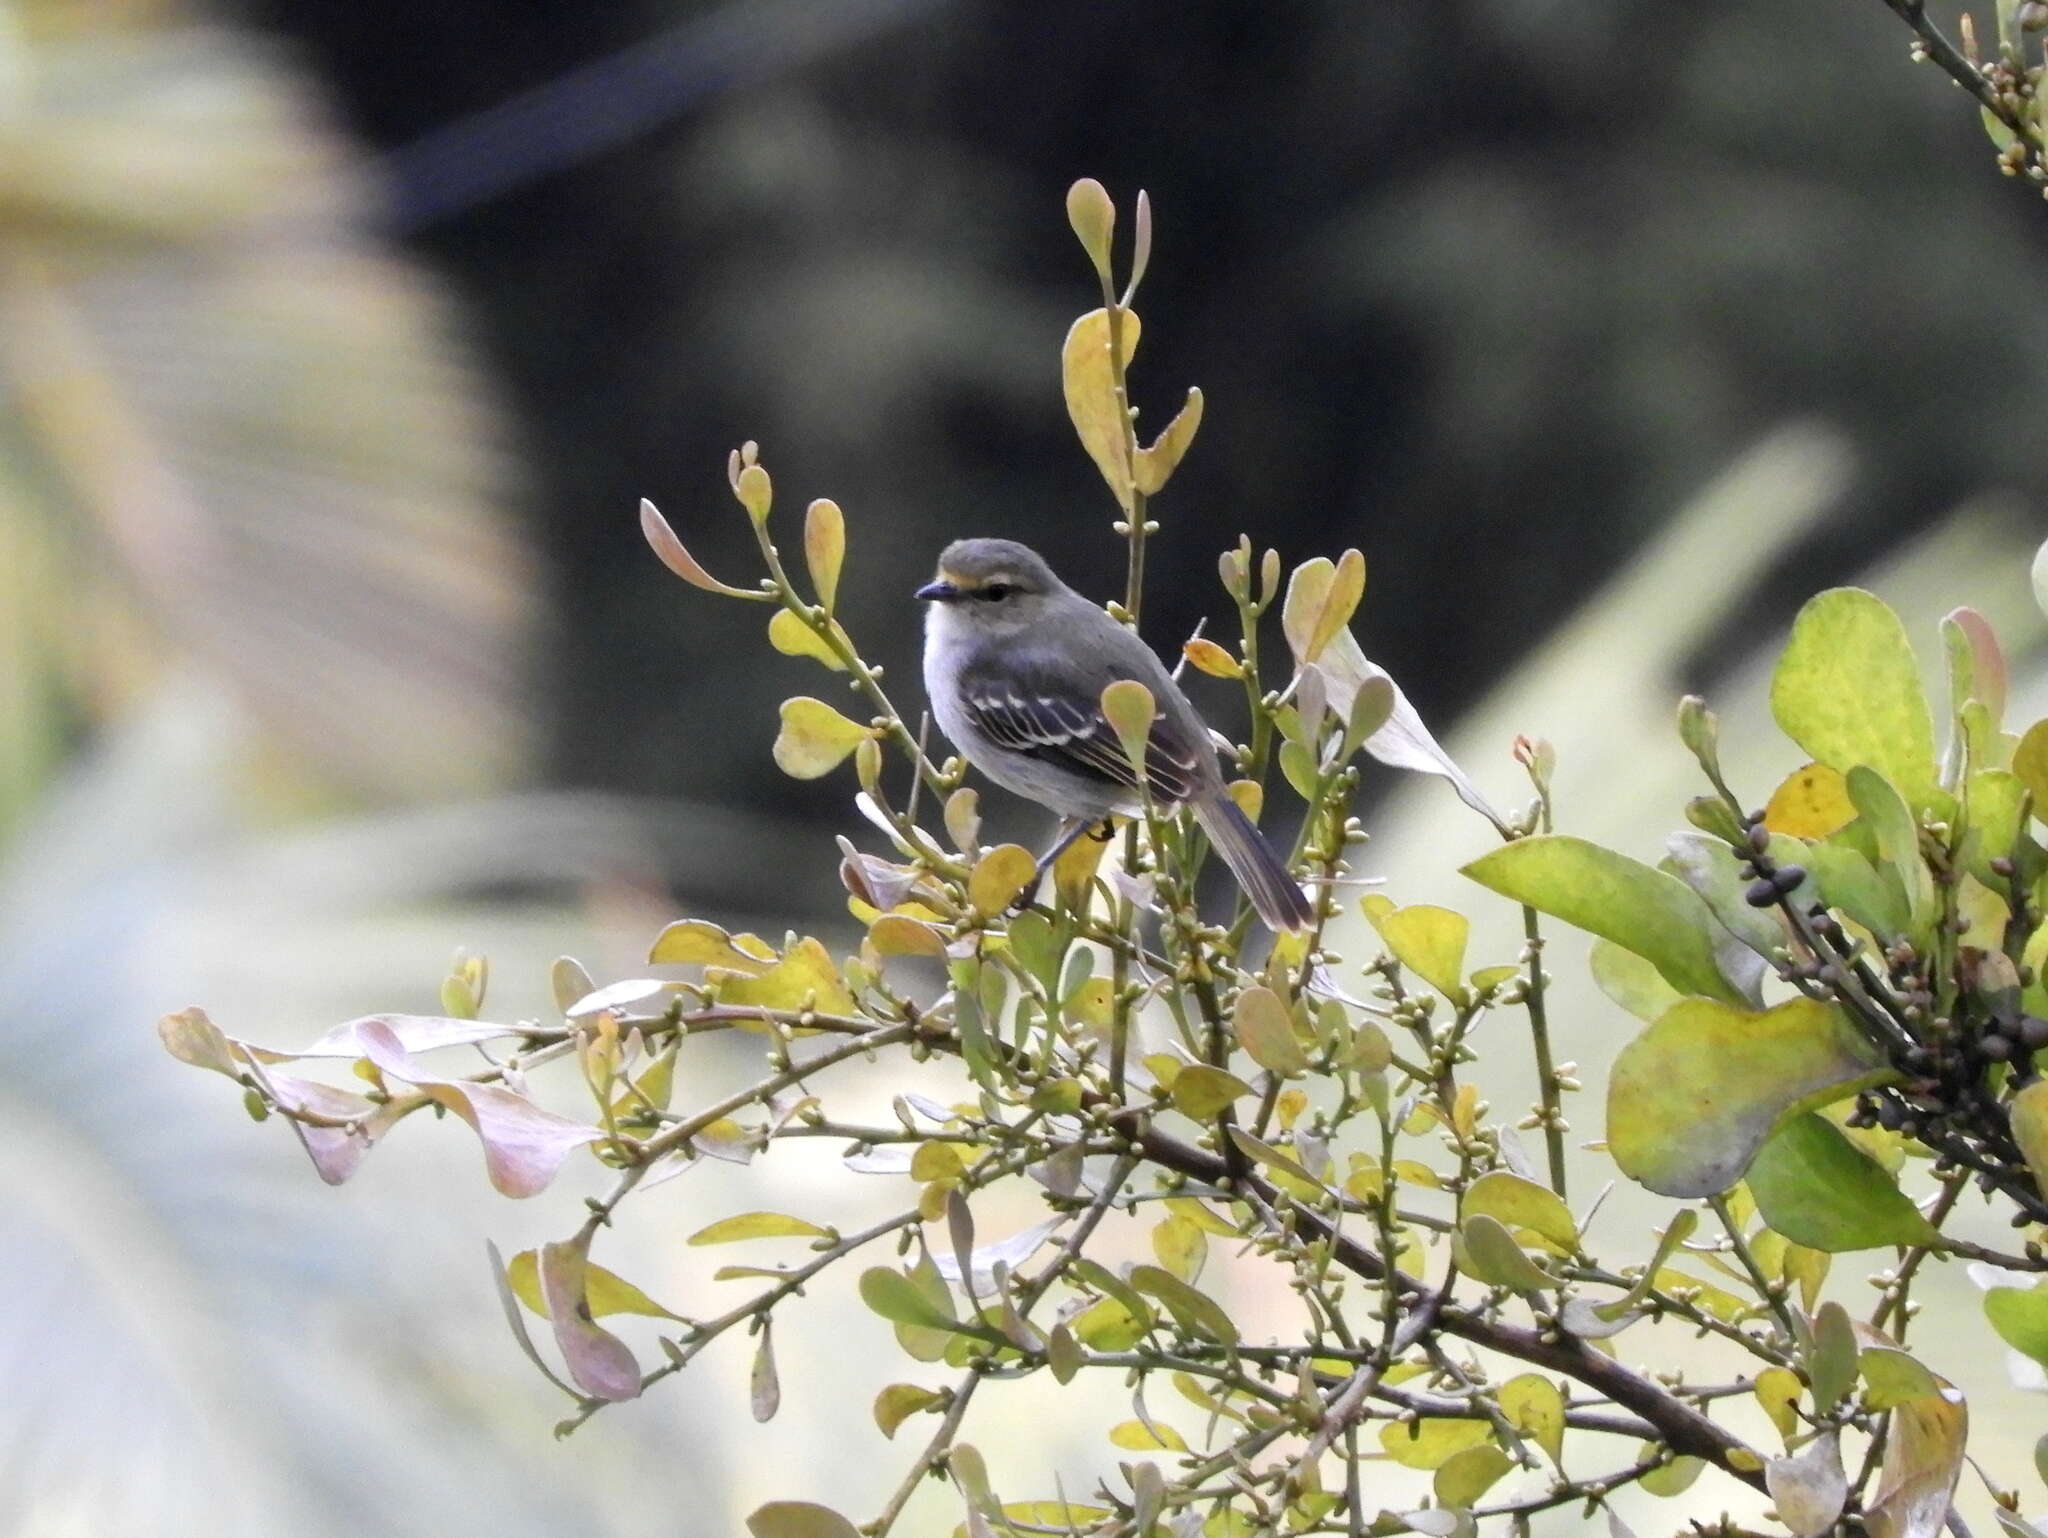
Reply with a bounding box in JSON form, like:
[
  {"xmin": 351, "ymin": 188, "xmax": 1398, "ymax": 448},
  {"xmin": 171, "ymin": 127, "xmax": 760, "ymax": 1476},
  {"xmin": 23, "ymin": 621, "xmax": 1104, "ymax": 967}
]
[{"xmin": 956, "ymin": 652, "xmax": 1208, "ymax": 806}]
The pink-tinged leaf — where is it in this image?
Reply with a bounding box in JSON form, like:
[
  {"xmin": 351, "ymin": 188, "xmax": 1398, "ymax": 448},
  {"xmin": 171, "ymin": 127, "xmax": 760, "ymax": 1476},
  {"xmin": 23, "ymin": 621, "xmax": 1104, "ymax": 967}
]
[
  {"xmin": 1945, "ymin": 607, "xmax": 2008, "ymax": 722},
  {"xmin": 158, "ymin": 1007, "xmax": 240, "ymax": 1076},
  {"xmin": 539, "ymin": 1239, "xmax": 643, "ymax": 1402},
  {"xmin": 486, "ymin": 1241, "xmax": 580, "ymax": 1398},
  {"xmin": 751, "ymin": 1321, "xmax": 781, "ymax": 1422},
  {"xmin": 298, "ymin": 1013, "xmax": 527, "ymax": 1058},
  {"xmin": 640, "ymin": 497, "xmax": 769, "ymax": 600},
  {"xmin": 260, "ymin": 1071, "xmax": 408, "ymax": 1185},
  {"xmin": 356, "ymin": 1019, "xmax": 601, "ymax": 1197}
]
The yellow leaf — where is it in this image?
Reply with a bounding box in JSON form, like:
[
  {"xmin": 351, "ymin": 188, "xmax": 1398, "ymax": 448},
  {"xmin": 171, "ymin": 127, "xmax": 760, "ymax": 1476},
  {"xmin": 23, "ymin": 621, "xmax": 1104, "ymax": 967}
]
[
  {"xmin": 1053, "ymin": 819, "xmax": 1112, "ymax": 907},
  {"xmin": 734, "ymin": 462, "xmax": 772, "ymax": 524},
  {"xmin": 873, "ymin": 1382, "xmax": 943, "ymax": 1439},
  {"xmin": 1280, "ymin": 550, "xmax": 1367, "ymax": 666},
  {"xmin": 771, "ymin": 697, "xmax": 872, "ymax": 779},
  {"xmin": 2011, "ymin": 1079, "xmax": 2048, "ymax": 1193},
  {"xmin": 868, "ymin": 914, "xmax": 946, "ymax": 957},
  {"xmin": 803, "ymin": 498, "xmax": 844, "ymax": 610},
  {"xmin": 1061, "ymin": 307, "xmax": 1141, "ymax": 510},
  {"xmin": 910, "ymin": 1141, "xmax": 966, "ymax": 1182},
  {"xmin": 1064, "ymin": 177, "xmax": 1115, "ymax": 282},
  {"xmin": 1499, "ymin": 1374, "xmax": 1565, "ymax": 1464},
  {"xmin": 715, "ymin": 936, "xmax": 857, "ymax": 1017},
  {"xmin": 1100, "ymin": 679, "xmax": 1155, "ymax": 776},
  {"xmin": 649, "ymin": 918, "xmax": 774, "ymax": 970},
  {"xmin": 1108, "ymin": 1418, "xmax": 1187, "ymax": 1452},
  {"xmin": 968, "ymin": 843, "xmax": 1038, "ymax": 917},
  {"xmin": 1182, "ymin": 636, "xmax": 1241, "ymax": 678},
  {"xmin": 1171, "ymin": 1064, "xmax": 1252, "ymax": 1120},
  {"xmin": 1366, "ymin": 902, "xmax": 1470, "ymax": 999},
  {"xmin": 1134, "ymin": 387, "xmax": 1204, "ymax": 495},
  {"xmin": 689, "ymin": 1211, "xmax": 830, "ymax": 1245},
  {"xmin": 1150, "ymin": 1214, "xmax": 1207, "ymax": 1282},
  {"xmin": 1754, "ymin": 1366, "xmax": 1803, "ymax": 1442},
  {"xmin": 1380, "ymin": 1418, "xmax": 1491, "ymax": 1470},
  {"xmin": 505, "ymin": 1248, "xmax": 683, "ymax": 1318},
  {"xmin": 1765, "ymin": 761, "xmax": 1855, "ymax": 838},
  {"xmin": 766, "ymin": 609, "xmax": 849, "ymax": 670}
]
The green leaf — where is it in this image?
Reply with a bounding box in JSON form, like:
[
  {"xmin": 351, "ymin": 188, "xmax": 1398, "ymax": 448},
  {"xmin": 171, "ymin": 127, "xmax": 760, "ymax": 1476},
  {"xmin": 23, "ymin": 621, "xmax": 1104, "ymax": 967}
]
[
  {"xmin": 688, "ymin": 1211, "xmax": 830, "ymax": 1246},
  {"xmin": 1232, "ymin": 985, "xmax": 1308, "ymax": 1075},
  {"xmin": 1804, "ymin": 840, "xmax": 1911, "ymax": 941},
  {"xmin": 1770, "ymin": 588, "xmax": 1937, "ymax": 812},
  {"xmin": 1457, "ymin": 1214, "xmax": 1557, "ymax": 1291},
  {"xmin": 1589, "ymin": 939, "xmax": 1684, "ymax": 1023},
  {"xmin": 1963, "ymin": 769, "xmax": 2027, "ymax": 889},
  {"xmin": 1608, "ymin": 997, "xmax": 1888, "ymax": 1198},
  {"xmin": 1984, "ymin": 1282, "xmax": 2048, "ymax": 1368},
  {"xmin": 1463, "ymin": 835, "xmax": 1742, "ymax": 1003},
  {"xmin": 2019, "ymin": 720, "xmax": 2048, "ymax": 823},
  {"xmin": 1434, "ymin": 1443, "xmax": 1512, "ymax": 1510},
  {"xmin": 873, "ymin": 1382, "xmax": 945, "ymax": 1439},
  {"xmin": 1845, "ymin": 766, "xmax": 1935, "ymax": 942},
  {"xmin": 1461, "ymin": 1170, "xmax": 1578, "ymax": 1250},
  {"xmin": 1129, "ymin": 1264, "xmax": 1239, "ymax": 1345},
  {"xmin": 1170, "ymin": 1064, "xmax": 1252, "ymax": 1120},
  {"xmin": 1746, "ymin": 1113, "xmax": 1936, "ymax": 1251},
  {"xmin": 771, "ymin": 697, "xmax": 872, "ymax": 780},
  {"xmin": 1811, "ymin": 1301, "xmax": 1859, "ymax": 1410},
  {"xmin": 2010, "ymin": 1080, "xmax": 2048, "ymax": 1194},
  {"xmin": 858, "ymin": 1266, "xmax": 961, "ymax": 1332},
  {"xmin": 1638, "ymin": 1454, "xmax": 1705, "ymax": 1498},
  {"xmin": 746, "ymin": 1502, "xmax": 862, "ymax": 1538}
]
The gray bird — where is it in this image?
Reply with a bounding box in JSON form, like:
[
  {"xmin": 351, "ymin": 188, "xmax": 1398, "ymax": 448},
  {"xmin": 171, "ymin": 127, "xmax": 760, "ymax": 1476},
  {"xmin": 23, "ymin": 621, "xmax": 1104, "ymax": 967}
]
[{"xmin": 917, "ymin": 538, "xmax": 1312, "ymax": 930}]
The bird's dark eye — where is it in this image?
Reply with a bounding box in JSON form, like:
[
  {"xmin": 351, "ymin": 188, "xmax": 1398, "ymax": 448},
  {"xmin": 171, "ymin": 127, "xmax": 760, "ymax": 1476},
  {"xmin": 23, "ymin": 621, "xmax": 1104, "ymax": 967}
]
[{"xmin": 980, "ymin": 582, "xmax": 1015, "ymax": 601}]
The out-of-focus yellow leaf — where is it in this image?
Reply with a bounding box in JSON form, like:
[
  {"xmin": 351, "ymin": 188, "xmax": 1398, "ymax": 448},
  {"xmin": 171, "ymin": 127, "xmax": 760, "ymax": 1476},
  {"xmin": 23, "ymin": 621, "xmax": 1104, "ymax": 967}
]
[
  {"xmin": 968, "ymin": 844, "xmax": 1038, "ymax": 917},
  {"xmin": 1182, "ymin": 637, "xmax": 1240, "ymax": 678}
]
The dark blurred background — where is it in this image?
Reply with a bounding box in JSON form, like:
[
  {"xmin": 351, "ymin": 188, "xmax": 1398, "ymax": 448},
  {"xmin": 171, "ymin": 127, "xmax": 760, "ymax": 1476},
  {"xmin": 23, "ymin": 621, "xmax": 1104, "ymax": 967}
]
[
  {"xmin": 246, "ymin": 0, "xmax": 2048, "ymax": 828},
  {"xmin": 5, "ymin": 4, "xmax": 2047, "ymax": 1535}
]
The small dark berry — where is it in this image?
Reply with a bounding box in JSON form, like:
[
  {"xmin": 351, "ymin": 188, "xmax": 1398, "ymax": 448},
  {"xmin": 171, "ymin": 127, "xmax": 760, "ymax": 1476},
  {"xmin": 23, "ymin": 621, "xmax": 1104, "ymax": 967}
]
[
  {"xmin": 1982, "ymin": 1034, "xmax": 2013, "ymax": 1061},
  {"xmin": 1772, "ymin": 864, "xmax": 1806, "ymax": 893},
  {"xmin": 1746, "ymin": 808, "xmax": 1768, "ymax": 827},
  {"xmin": 1748, "ymin": 825, "xmax": 1772, "ymax": 854},
  {"xmin": 1744, "ymin": 878, "xmax": 1780, "ymax": 908},
  {"xmin": 2020, "ymin": 1016, "xmax": 2048, "ymax": 1051},
  {"xmin": 1990, "ymin": 856, "xmax": 2016, "ymax": 878}
]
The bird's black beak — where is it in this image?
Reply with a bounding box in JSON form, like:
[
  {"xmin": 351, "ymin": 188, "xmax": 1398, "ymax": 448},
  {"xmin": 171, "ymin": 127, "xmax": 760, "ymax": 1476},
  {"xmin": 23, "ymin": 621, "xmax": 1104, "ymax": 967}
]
[{"xmin": 916, "ymin": 579, "xmax": 961, "ymax": 602}]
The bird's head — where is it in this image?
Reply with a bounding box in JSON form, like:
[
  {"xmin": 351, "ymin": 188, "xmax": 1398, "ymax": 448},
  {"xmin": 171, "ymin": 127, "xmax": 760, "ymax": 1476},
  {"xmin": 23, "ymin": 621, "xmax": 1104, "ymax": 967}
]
[{"xmin": 917, "ymin": 538, "xmax": 1066, "ymax": 640}]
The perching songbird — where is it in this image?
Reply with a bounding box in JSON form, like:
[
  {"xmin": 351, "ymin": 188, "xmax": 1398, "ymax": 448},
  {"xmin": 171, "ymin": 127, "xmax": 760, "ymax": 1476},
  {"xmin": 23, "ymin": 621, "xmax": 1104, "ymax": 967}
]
[{"xmin": 917, "ymin": 537, "xmax": 1312, "ymax": 930}]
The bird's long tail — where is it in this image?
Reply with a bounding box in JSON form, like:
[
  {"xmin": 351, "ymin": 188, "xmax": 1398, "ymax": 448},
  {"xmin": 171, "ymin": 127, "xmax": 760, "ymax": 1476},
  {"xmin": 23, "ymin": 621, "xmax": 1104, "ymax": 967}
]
[{"xmin": 1191, "ymin": 790, "xmax": 1313, "ymax": 931}]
